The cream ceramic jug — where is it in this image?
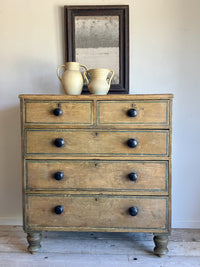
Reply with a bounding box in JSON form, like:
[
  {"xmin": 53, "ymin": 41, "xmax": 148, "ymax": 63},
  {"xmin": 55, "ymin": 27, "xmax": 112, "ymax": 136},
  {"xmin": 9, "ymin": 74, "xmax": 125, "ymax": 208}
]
[
  {"xmin": 57, "ymin": 62, "xmax": 87, "ymax": 95},
  {"xmin": 83, "ymin": 68, "xmax": 114, "ymax": 95}
]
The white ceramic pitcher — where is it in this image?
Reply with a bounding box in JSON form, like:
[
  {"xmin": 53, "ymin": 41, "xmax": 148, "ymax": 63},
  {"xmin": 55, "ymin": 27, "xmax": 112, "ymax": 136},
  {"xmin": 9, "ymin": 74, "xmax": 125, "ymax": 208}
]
[
  {"xmin": 83, "ymin": 68, "xmax": 114, "ymax": 95},
  {"xmin": 57, "ymin": 62, "xmax": 87, "ymax": 95}
]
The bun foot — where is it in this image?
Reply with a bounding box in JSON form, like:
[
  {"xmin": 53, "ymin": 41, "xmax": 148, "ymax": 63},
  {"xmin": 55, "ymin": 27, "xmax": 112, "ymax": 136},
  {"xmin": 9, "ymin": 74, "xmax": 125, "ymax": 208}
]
[
  {"xmin": 27, "ymin": 232, "xmax": 42, "ymax": 254},
  {"xmin": 153, "ymin": 234, "xmax": 169, "ymax": 257}
]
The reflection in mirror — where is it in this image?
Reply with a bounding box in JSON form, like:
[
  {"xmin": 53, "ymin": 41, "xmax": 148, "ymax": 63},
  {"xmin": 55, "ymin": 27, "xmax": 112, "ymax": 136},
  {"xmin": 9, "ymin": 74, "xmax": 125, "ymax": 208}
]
[{"xmin": 75, "ymin": 16, "xmax": 119, "ymax": 84}]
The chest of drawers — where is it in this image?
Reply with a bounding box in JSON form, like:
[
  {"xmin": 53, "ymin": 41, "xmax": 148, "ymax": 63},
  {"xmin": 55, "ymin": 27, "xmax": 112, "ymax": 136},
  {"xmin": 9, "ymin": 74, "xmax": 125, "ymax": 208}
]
[{"xmin": 19, "ymin": 94, "xmax": 173, "ymax": 256}]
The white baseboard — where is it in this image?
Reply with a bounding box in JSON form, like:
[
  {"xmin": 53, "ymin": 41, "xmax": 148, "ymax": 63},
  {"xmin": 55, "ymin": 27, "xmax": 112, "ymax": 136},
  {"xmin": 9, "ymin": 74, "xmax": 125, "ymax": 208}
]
[
  {"xmin": 0, "ymin": 217, "xmax": 22, "ymax": 226},
  {"xmin": 172, "ymin": 220, "xmax": 200, "ymax": 229}
]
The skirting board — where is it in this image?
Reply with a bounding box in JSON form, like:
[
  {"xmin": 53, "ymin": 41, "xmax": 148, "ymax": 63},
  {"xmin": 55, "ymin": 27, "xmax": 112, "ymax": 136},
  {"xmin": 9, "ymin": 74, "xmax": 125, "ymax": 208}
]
[
  {"xmin": 0, "ymin": 217, "xmax": 200, "ymax": 228},
  {"xmin": 0, "ymin": 217, "xmax": 22, "ymax": 226},
  {"xmin": 172, "ymin": 221, "xmax": 200, "ymax": 229}
]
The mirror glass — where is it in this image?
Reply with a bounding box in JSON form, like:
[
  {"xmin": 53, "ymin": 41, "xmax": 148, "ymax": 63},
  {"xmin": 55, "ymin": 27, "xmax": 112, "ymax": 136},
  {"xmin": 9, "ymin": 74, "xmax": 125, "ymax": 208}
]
[{"xmin": 75, "ymin": 16, "xmax": 119, "ymax": 84}]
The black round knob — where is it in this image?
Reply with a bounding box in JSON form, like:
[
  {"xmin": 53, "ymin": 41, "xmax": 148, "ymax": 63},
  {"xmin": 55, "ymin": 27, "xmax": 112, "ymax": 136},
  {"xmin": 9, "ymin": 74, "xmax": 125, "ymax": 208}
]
[
  {"xmin": 127, "ymin": 139, "xmax": 138, "ymax": 148},
  {"xmin": 128, "ymin": 172, "xmax": 138, "ymax": 182},
  {"xmin": 127, "ymin": 109, "xmax": 137, "ymax": 117},
  {"xmin": 129, "ymin": 206, "xmax": 138, "ymax": 216},
  {"xmin": 54, "ymin": 205, "xmax": 63, "ymax": 215},
  {"xmin": 53, "ymin": 108, "xmax": 63, "ymax": 116},
  {"xmin": 54, "ymin": 138, "xmax": 65, "ymax": 147},
  {"xmin": 54, "ymin": 171, "xmax": 64, "ymax": 181}
]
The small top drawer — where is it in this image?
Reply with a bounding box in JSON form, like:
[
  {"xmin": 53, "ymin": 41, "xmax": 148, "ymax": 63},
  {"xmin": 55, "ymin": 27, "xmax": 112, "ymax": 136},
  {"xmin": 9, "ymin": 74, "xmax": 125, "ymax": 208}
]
[
  {"xmin": 97, "ymin": 100, "xmax": 169, "ymax": 128},
  {"xmin": 25, "ymin": 101, "xmax": 93, "ymax": 125}
]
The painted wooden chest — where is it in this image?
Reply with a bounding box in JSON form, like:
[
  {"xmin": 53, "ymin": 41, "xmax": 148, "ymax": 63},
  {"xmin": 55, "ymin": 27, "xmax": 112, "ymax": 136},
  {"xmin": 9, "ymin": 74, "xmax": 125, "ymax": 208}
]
[{"xmin": 19, "ymin": 94, "xmax": 173, "ymax": 256}]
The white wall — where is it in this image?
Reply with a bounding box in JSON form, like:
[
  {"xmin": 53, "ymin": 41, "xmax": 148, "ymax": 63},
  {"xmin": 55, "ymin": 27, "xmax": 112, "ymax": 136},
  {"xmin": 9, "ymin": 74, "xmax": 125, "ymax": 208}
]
[{"xmin": 0, "ymin": 0, "xmax": 200, "ymax": 228}]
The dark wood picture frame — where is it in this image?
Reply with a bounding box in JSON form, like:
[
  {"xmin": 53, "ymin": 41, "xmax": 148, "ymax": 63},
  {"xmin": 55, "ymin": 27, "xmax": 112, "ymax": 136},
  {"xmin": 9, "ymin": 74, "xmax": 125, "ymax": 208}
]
[{"xmin": 64, "ymin": 5, "xmax": 129, "ymax": 94}]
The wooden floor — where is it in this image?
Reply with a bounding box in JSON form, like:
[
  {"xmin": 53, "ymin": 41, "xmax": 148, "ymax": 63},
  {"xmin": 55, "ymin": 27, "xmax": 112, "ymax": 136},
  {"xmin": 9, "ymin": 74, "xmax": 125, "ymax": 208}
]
[{"xmin": 0, "ymin": 226, "xmax": 200, "ymax": 266}]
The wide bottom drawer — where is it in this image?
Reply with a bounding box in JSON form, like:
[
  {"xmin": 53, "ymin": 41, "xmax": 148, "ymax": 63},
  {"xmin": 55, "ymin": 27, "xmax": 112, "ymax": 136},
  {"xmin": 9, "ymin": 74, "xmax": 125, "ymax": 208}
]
[{"xmin": 27, "ymin": 195, "xmax": 168, "ymax": 230}]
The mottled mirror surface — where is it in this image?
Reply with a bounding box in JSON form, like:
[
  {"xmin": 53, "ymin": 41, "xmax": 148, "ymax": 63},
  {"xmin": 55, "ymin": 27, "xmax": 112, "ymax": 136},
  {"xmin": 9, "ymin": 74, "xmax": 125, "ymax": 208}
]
[{"xmin": 75, "ymin": 16, "xmax": 119, "ymax": 84}]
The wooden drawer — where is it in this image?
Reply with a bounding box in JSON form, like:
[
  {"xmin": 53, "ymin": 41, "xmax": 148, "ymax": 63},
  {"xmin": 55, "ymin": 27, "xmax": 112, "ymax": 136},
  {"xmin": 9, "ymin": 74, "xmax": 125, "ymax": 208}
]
[
  {"xmin": 27, "ymin": 195, "xmax": 168, "ymax": 230},
  {"xmin": 25, "ymin": 129, "xmax": 169, "ymax": 157},
  {"xmin": 25, "ymin": 101, "xmax": 93, "ymax": 125},
  {"xmin": 98, "ymin": 100, "xmax": 169, "ymax": 127},
  {"xmin": 27, "ymin": 160, "xmax": 168, "ymax": 193}
]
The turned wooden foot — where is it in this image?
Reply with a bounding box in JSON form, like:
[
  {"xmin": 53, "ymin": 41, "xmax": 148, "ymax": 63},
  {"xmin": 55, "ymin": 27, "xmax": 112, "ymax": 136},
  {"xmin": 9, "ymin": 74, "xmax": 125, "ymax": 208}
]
[
  {"xmin": 27, "ymin": 232, "xmax": 42, "ymax": 254},
  {"xmin": 153, "ymin": 234, "xmax": 169, "ymax": 257}
]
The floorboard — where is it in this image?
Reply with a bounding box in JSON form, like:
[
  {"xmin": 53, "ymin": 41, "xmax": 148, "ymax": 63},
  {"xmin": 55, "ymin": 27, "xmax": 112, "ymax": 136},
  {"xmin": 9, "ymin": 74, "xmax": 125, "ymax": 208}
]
[{"xmin": 0, "ymin": 226, "xmax": 200, "ymax": 266}]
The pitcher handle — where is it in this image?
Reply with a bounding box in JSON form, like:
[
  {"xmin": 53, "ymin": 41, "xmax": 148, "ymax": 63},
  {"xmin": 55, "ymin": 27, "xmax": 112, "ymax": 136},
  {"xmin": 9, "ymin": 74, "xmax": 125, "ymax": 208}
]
[
  {"xmin": 80, "ymin": 64, "xmax": 87, "ymax": 71},
  {"xmin": 107, "ymin": 70, "xmax": 114, "ymax": 87},
  {"xmin": 57, "ymin": 65, "xmax": 65, "ymax": 82},
  {"xmin": 83, "ymin": 70, "xmax": 89, "ymax": 85}
]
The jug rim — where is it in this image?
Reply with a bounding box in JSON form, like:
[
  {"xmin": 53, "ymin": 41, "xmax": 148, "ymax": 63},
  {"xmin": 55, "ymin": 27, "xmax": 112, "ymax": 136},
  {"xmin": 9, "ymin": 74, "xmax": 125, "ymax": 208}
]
[
  {"xmin": 86, "ymin": 68, "xmax": 112, "ymax": 72},
  {"xmin": 65, "ymin": 61, "xmax": 80, "ymax": 64}
]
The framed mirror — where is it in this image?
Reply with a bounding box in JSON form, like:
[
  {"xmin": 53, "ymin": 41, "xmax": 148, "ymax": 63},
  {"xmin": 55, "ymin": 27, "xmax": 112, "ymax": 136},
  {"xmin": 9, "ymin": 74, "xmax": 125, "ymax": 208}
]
[{"xmin": 64, "ymin": 5, "xmax": 129, "ymax": 94}]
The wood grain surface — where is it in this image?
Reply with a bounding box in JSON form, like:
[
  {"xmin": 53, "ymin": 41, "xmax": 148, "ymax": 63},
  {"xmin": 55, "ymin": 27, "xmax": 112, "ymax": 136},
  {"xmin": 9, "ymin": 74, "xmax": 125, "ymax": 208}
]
[
  {"xmin": 27, "ymin": 160, "xmax": 168, "ymax": 193},
  {"xmin": 19, "ymin": 94, "xmax": 173, "ymax": 100},
  {"xmin": 98, "ymin": 100, "xmax": 169, "ymax": 126},
  {"xmin": 25, "ymin": 101, "xmax": 93, "ymax": 124},
  {"xmin": 27, "ymin": 195, "xmax": 167, "ymax": 230},
  {"xmin": 25, "ymin": 129, "xmax": 169, "ymax": 156}
]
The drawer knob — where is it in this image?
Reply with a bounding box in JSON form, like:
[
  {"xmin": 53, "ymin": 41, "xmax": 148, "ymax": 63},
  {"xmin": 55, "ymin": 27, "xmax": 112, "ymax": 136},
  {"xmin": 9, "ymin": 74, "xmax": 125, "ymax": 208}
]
[
  {"xmin": 54, "ymin": 205, "xmax": 63, "ymax": 215},
  {"xmin": 128, "ymin": 172, "xmax": 138, "ymax": 182},
  {"xmin": 54, "ymin": 171, "xmax": 64, "ymax": 181},
  {"xmin": 127, "ymin": 139, "xmax": 138, "ymax": 148},
  {"xmin": 54, "ymin": 138, "xmax": 65, "ymax": 147},
  {"xmin": 53, "ymin": 108, "xmax": 63, "ymax": 116},
  {"xmin": 129, "ymin": 206, "xmax": 138, "ymax": 216},
  {"xmin": 127, "ymin": 109, "xmax": 137, "ymax": 117}
]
